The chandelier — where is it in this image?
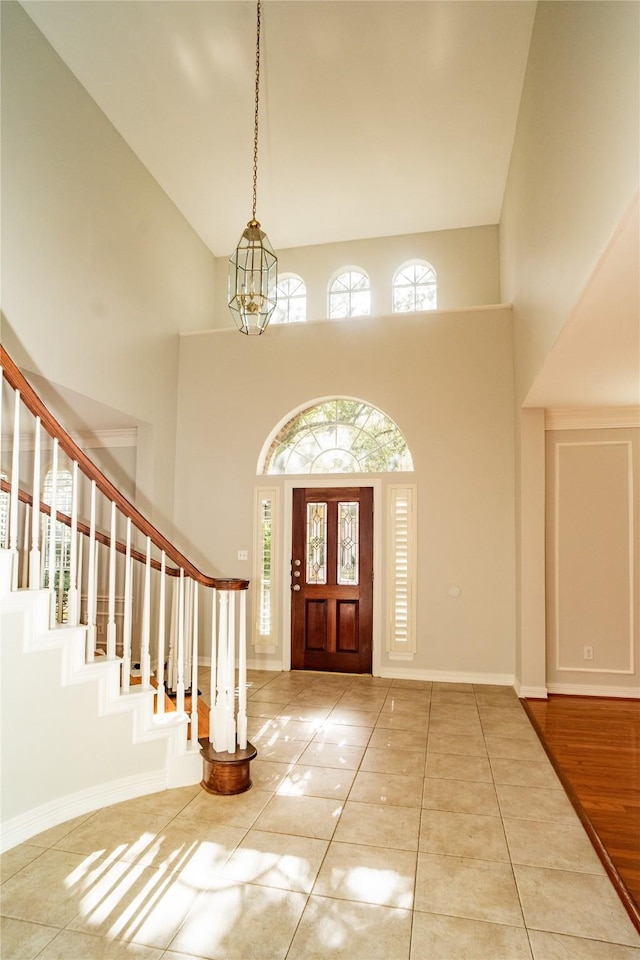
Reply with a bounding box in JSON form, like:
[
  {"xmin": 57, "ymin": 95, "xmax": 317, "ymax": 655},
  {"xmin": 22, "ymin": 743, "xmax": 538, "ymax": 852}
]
[{"xmin": 228, "ymin": 0, "xmax": 277, "ymax": 335}]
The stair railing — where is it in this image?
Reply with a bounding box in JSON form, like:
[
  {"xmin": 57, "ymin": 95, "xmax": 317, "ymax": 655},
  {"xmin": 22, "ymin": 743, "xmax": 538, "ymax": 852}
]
[{"xmin": 0, "ymin": 346, "xmax": 249, "ymax": 757}]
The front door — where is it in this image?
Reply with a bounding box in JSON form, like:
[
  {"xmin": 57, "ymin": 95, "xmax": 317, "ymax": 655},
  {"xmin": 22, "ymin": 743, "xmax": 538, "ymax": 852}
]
[{"xmin": 291, "ymin": 486, "xmax": 373, "ymax": 673}]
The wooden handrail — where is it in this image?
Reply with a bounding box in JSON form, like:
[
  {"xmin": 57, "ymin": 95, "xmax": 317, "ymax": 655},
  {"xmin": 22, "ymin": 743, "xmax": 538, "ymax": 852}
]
[{"xmin": 1, "ymin": 346, "xmax": 248, "ymax": 591}]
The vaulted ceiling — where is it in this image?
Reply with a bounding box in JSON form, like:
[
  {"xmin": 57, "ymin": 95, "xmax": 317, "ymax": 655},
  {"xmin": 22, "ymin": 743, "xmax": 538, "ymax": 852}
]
[{"xmin": 20, "ymin": 0, "xmax": 537, "ymax": 257}]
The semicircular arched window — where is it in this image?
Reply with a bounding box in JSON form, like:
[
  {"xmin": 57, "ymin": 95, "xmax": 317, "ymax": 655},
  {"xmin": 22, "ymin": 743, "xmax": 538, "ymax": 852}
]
[
  {"xmin": 263, "ymin": 399, "xmax": 414, "ymax": 474},
  {"xmin": 393, "ymin": 260, "xmax": 437, "ymax": 312},
  {"xmin": 271, "ymin": 274, "xmax": 307, "ymax": 324}
]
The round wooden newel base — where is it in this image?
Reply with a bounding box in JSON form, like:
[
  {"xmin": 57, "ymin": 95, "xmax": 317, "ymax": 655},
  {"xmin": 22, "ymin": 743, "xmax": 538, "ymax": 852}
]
[{"xmin": 200, "ymin": 740, "xmax": 257, "ymax": 796}]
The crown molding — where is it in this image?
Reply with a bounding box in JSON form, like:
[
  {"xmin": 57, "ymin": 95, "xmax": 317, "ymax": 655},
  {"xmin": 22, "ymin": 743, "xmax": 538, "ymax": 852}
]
[{"xmin": 545, "ymin": 407, "xmax": 640, "ymax": 431}]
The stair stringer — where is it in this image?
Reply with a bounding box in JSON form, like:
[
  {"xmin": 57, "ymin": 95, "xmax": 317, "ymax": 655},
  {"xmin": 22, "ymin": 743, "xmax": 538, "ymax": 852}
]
[{"xmin": 0, "ymin": 587, "xmax": 202, "ymax": 853}]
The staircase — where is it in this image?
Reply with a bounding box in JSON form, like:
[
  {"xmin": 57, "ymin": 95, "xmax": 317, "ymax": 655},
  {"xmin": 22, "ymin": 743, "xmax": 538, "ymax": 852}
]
[{"xmin": 0, "ymin": 347, "xmax": 250, "ymax": 853}]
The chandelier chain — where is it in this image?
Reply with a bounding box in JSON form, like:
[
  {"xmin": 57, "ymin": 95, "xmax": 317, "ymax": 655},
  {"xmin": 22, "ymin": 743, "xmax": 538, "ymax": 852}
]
[{"xmin": 252, "ymin": 0, "xmax": 262, "ymax": 222}]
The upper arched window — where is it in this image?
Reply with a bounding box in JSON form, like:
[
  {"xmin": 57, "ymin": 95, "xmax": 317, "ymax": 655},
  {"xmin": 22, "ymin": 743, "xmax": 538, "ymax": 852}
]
[
  {"xmin": 271, "ymin": 274, "xmax": 307, "ymax": 324},
  {"xmin": 262, "ymin": 399, "xmax": 414, "ymax": 474},
  {"xmin": 393, "ymin": 261, "xmax": 437, "ymax": 312},
  {"xmin": 328, "ymin": 269, "xmax": 371, "ymax": 319}
]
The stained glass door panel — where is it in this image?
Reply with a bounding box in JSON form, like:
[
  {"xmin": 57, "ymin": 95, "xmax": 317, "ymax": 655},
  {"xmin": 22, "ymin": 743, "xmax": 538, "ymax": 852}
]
[{"xmin": 291, "ymin": 487, "xmax": 373, "ymax": 673}]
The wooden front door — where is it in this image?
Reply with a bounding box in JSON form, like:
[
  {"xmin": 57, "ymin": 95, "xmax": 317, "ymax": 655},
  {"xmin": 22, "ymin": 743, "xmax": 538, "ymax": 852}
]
[{"xmin": 291, "ymin": 487, "xmax": 373, "ymax": 673}]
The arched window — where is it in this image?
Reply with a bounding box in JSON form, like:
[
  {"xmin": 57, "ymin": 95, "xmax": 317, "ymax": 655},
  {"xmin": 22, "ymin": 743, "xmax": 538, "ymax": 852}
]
[
  {"xmin": 271, "ymin": 274, "xmax": 307, "ymax": 324},
  {"xmin": 393, "ymin": 260, "xmax": 437, "ymax": 312},
  {"xmin": 262, "ymin": 399, "xmax": 413, "ymax": 474},
  {"xmin": 328, "ymin": 269, "xmax": 371, "ymax": 319}
]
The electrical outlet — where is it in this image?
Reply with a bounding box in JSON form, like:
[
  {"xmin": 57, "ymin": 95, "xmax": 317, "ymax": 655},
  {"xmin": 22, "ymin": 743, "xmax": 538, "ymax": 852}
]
[
  {"xmin": 237, "ymin": 550, "xmax": 248, "ymax": 561},
  {"xmin": 583, "ymin": 645, "xmax": 594, "ymax": 660}
]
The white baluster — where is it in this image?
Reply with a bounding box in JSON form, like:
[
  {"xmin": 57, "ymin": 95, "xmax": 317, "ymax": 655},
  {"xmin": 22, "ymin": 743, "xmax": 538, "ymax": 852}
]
[
  {"xmin": 209, "ymin": 587, "xmax": 217, "ymax": 744},
  {"xmin": 227, "ymin": 590, "xmax": 236, "ymax": 753},
  {"xmin": 9, "ymin": 389, "xmax": 20, "ymax": 590},
  {"xmin": 167, "ymin": 578, "xmax": 178, "ymax": 692},
  {"xmin": 141, "ymin": 536, "xmax": 151, "ymax": 688},
  {"xmin": 237, "ymin": 590, "xmax": 248, "ymax": 749},
  {"xmin": 122, "ymin": 517, "xmax": 132, "ymax": 691},
  {"xmin": 156, "ymin": 551, "xmax": 166, "ymax": 714},
  {"xmin": 29, "ymin": 416, "xmax": 41, "ymax": 589},
  {"xmin": 212, "ymin": 590, "xmax": 228, "ymax": 753},
  {"xmin": 86, "ymin": 480, "xmax": 96, "ymax": 661},
  {"xmin": 106, "ymin": 501, "xmax": 117, "ymax": 658},
  {"xmin": 57, "ymin": 522, "xmax": 66, "ymax": 622},
  {"xmin": 47, "ymin": 439, "xmax": 58, "ymax": 625},
  {"xmin": 190, "ymin": 582, "xmax": 199, "ymax": 745},
  {"xmin": 21, "ymin": 503, "xmax": 30, "ymax": 588},
  {"xmin": 76, "ymin": 532, "xmax": 83, "ymax": 625},
  {"xmin": 176, "ymin": 568, "xmax": 186, "ymax": 715},
  {"xmin": 67, "ymin": 462, "xmax": 79, "ymax": 625}
]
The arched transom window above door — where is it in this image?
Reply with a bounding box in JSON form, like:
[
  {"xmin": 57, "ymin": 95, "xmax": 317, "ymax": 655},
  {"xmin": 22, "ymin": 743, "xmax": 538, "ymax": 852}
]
[{"xmin": 262, "ymin": 399, "xmax": 414, "ymax": 474}]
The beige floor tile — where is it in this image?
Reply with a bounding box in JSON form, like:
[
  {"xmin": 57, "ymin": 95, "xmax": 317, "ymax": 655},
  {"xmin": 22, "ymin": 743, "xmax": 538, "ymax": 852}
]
[
  {"xmin": 281, "ymin": 705, "xmax": 333, "ymax": 723},
  {"xmin": 245, "ymin": 701, "xmax": 284, "ymax": 719},
  {"xmin": 490, "ymin": 757, "xmax": 560, "ymax": 789},
  {"xmin": 328, "ymin": 706, "xmax": 381, "ymax": 726},
  {"xmin": 177, "ymin": 787, "xmax": 271, "ymax": 828},
  {"xmin": 432, "ymin": 682, "xmax": 475, "ymax": 694},
  {"xmin": 391, "ymin": 679, "xmax": 432, "ymax": 691},
  {"xmin": 514, "ymin": 864, "xmax": 640, "ymax": 946},
  {"xmin": 37, "ymin": 929, "xmax": 164, "ymax": 958},
  {"xmin": 52, "ymin": 808, "xmax": 175, "ymax": 863},
  {"xmin": 528, "ymin": 929, "xmax": 640, "ymax": 959},
  {"xmin": 360, "ymin": 746, "xmax": 426, "ymax": 777},
  {"xmin": 252, "ymin": 793, "xmax": 343, "ymax": 840},
  {"xmin": 286, "ymin": 894, "xmax": 412, "ymax": 959},
  {"xmin": 349, "ymin": 770, "xmax": 424, "ymax": 807},
  {"xmin": 312, "ymin": 722, "xmax": 373, "ymax": 746},
  {"xmin": 481, "ymin": 718, "xmax": 539, "ymax": 740},
  {"xmin": 422, "ymin": 778, "xmax": 500, "ymax": 816},
  {"xmin": 26, "ymin": 813, "xmax": 95, "ymax": 849},
  {"xmin": 415, "ymin": 852, "xmax": 524, "ymax": 926},
  {"xmin": 375, "ymin": 711, "xmax": 423, "ymax": 731},
  {"xmin": 425, "ymin": 752, "xmax": 493, "ymax": 783},
  {"xmin": 419, "ymin": 809, "xmax": 509, "ymax": 861},
  {"xmin": 124, "ymin": 820, "xmax": 245, "ymax": 881},
  {"xmin": 504, "ymin": 818, "xmax": 606, "ymax": 873},
  {"xmin": 475, "ymin": 691, "xmax": 521, "ymax": 709},
  {"xmin": 168, "ymin": 879, "xmax": 307, "ymax": 959},
  {"xmin": 218, "ymin": 829, "xmax": 328, "ymax": 893},
  {"xmin": 276, "ymin": 762, "xmax": 357, "ymax": 800},
  {"xmin": 337, "ymin": 693, "xmax": 387, "ymax": 710},
  {"xmin": 368, "ymin": 727, "xmax": 428, "ymax": 751},
  {"xmin": 428, "ymin": 716, "xmax": 483, "ymax": 737},
  {"xmin": 496, "ymin": 783, "xmax": 577, "ymax": 822},
  {"xmin": 333, "ymin": 801, "xmax": 420, "ymax": 851},
  {"xmin": 65, "ymin": 863, "xmax": 204, "ymax": 949},
  {"xmin": 0, "ymin": 843, "xmax": 47, "ymax": 882},
  {"xmin": 431, "ymin": 690, "xmax": 477, "ymax": 707},
  {"xmin": 250, "ymin": 717, "xmax": 318, "ymax": 744},
  {"xmin": 250, "ymin": 737, "xmax": 306, "ymax": 763},
  {"xmin": 0, "ymin": 917, "xmax": 60, "ymax": 960},
  {"xmin": 110, "ymin": 786, "xmax": 202, "ymax": 819},
  {"xmin": 248, "ymin": 688, "xmax": 295, "ymax": 704},
  {"xmin": 428, "ymin": 702, "xmax": 479, "ymax": 721},
  {"xmin": 0, "ymin": 848, "xmax": 99, "ymax": 927},
  {"xmin": 298, "ymin": 740, "xmax": 366, "ymax": 770},
  {"xmin": 382, "ymin": 698, "xmax": 430, "ymax": 717},
  {"xmin": 426, "ymin": 731, "xmax": 487, "ymax": 756},
  {"xmin": 313, "ymin": 841, "xmax": 417, "ymax": 908},
  {"xmin": 410, "ymin": 911, "xmax": 533, "ymax": 960},
  {"xmin": 383, "ymin": 686, "xmax": 430, "ymax": 702},
  {"xmin": 485, "ymin": 735, "xmax": 548, "ymax": 761},
  {"xmin": 246, "ymin": 758, "xmax": 291, "ymax": 791}
]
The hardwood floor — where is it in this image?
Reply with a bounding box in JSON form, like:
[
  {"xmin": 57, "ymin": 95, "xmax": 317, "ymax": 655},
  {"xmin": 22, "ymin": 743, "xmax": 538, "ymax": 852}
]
[{"xmin": 524, "ymin": 694, "xmax": 640, "ymax": 932}]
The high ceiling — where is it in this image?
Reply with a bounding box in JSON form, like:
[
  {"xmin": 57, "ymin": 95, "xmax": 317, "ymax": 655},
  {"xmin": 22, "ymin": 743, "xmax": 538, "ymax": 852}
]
[{"xmin": 20, "ymin": 0, "xmax": 537, "ymax": 257}]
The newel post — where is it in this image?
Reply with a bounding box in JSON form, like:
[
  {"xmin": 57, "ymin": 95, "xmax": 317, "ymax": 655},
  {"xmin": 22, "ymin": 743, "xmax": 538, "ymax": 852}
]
[{"xmin": 200, "ymin": 579, "xmax": 256, "ymax": 795}]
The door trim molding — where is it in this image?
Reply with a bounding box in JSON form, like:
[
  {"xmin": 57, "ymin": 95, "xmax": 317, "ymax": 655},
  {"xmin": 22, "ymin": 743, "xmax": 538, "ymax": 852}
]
[{"xmin": 281, "ymin": 477, "xmax": 383, "ymax": 675}]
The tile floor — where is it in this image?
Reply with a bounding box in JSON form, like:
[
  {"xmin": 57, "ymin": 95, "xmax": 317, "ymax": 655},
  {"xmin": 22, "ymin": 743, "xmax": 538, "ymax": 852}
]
[{"xmin": 2, "ymin": 671, "xmax": 640, "ymax": 959}]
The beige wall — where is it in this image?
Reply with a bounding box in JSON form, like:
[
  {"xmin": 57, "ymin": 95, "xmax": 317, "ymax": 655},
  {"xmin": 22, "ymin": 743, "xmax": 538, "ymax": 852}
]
[
  {"xmin": 214, "ymin": 225, "xmax": 501, "ymax": 329},
  {"xmin": 545, "ymin": 427, "xmax": 639, "ymax": 695},
  {"xmin": 500, "ymin": 0, "xmax": 639, "ymax": 406},
  {"xmin": 0, "ymin": 2, "xmax": 217, "ymax": 530},
  {"xmin": 174, "ymin": 307, "xmax": 516, "ymax": 679}
]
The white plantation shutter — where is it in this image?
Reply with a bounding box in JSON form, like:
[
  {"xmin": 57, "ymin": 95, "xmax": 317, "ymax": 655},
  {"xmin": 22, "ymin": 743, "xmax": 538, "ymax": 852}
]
[
  {"xmin": 253, "ymin": 487, "xmax": 279, "ymax": 651},
  {"xmin": 388, "ymin": 485, "xmax": 416, "ymax": 657}
]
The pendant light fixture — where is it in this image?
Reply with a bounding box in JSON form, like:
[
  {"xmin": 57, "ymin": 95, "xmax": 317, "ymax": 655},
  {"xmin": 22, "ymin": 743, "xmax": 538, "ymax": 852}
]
[{"xmin": 228, "ymin": 0, "xmax": 277, "ymax": 335}]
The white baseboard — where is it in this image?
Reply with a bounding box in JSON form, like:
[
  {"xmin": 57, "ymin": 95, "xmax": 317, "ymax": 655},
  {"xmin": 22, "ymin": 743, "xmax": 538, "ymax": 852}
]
[
  {"xmin": 0, "ymin": 768, "xmax": 169, "ymax": 854},
  {"xmin": 379, "ymin": 666, "xmax": 515, "ymax": 687},
  {"xmin": 514, "ymin": 681, "xmax": 548, "ymax": 699},
  {"xmin": 546, "ymin": 682, "xmax": 640, "ymax": 699}
]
